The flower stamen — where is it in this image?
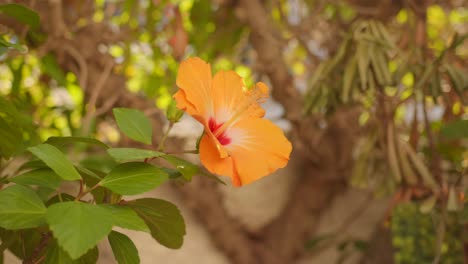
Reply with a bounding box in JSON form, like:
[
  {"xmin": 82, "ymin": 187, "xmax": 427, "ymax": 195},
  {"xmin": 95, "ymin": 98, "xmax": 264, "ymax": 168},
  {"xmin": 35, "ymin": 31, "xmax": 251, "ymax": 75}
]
[{"xmin": 213, "ymin": 84, "xmax": 267, "ymax": 138}]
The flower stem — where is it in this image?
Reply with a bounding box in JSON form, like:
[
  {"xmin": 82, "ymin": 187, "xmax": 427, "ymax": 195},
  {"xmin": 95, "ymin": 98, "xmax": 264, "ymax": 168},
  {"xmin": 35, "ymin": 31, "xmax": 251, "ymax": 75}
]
[
  {"xmin": 166, "ymin": 150, "xmax": 198, "ymax": 155},
  {"xmin": 157, "ymin": 122, "xmax": 174, "ymax": 152},
  {"xmin": 75, "ymin": 183, "xmax": 100, "ymax": 201}
]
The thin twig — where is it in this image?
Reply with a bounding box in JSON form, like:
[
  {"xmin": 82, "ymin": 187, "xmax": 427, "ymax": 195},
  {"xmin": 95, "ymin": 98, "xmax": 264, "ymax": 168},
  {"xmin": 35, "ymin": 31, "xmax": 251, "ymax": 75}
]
[
  {"xmin": 421, "ymin": 93, "xmax": 443, "ymax": 187},
  {"xmin": 75, "ymin": 183, "xmax": 100, "ymax": 201},
  {"xmin": 432, "ymin": 202, "xmax": 447, "ymax": 264},
  {"xmin": 64, "ymin": 44, "xmax": 88, "ymax": 90},
  {"xmin": 275, "ymin": 0, "xmax": 320, "ymax": 63},
  {"xmin": 93, "ymin": 92, "xmax": 120, "ymax": 116},
  {"xmin": 23, "ymin": 233, "xmax": 52, "ymax": 264},
  {"xmin": 82, "ymin": 60, "xmax": 114, "ymax": 134}
]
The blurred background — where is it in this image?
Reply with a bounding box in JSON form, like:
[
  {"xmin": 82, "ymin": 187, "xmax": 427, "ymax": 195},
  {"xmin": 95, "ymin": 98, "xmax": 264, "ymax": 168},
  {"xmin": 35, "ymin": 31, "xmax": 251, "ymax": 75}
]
[{"xmin": 0, "ymin": 0, "xmax": 467, "ymax": 263}]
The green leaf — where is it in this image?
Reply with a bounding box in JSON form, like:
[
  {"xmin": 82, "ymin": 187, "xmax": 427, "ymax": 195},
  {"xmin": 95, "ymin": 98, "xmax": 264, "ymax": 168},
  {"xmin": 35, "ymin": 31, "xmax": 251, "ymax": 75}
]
[
  {"xmin": 0, "ymin": 36, "xmax": 26, "ymax": 53},
  {"xmin": 162, "ymin": 155, "xmax": 198, "ymax": 181},
  {"xmin": 28, "ymin": 144, "xmax": 81, "ymax": 181},
  {"xmin": 36, "ymin": 186, "xmax": 56, "ymax": 201},
  {"xmin": 100, "ymin": 162, "xmax": 169, "ymax": 195},
  {"xmin": 80, "ymin": 155, "xmax": 116, "ymax": 174},
  {"xmin": 0, "ymin": 117, "xmax": 22, "ymax": 159},
  {"xmin": 0, "ymin": 4, "xmax": 40, "ymax": 29},
  {"xmin": 43, "ymin": 240, "xmax": 98, "ymax": 264},
  {"xmin": 0, "ymin": 185, "xmax": 46, "ymax": 229},
  {"xmin": 46, "ymin": 193, "xmax": 76, "ymax": 206},
  {"xmin": 108, "ymin": 231, "xmax": 140, "ymax": 264},
  {"xmin": 46, "ymin": 202, "xmax": 113, "ymax": 259},
  {"xmin": 1, "ymin": 228, "xmax": 42, "ymax": 259},
  {"xmin": 18, "ymin": 159, "xmax": 47, "ymax": 171},
  {"xmin": 11, "ymin": 168, "xmax": 62, "ymax": 189},
  {"xmin": 45, "ymin": 137, "xmax": 109, "ymax": 149},
  {"xmin": 41, "ymin": 54, "xmax": 67, "ymax": 86},
  {"xmin": 107, "ymin": 148, "xmax": 164, "ymax": 162},
  {"xmin": 102, "ymin": 205, "xmax": 149, "ymax": 232},
  {"xmin": 127, "ymin": 198, "xmax": 185, "ymax": 249},
  {"xmin": 440, "ymin": 119, "xmax": 468, "ymax": 139},
  {"xmin": 113, "ymin": 108, "xmax": 152, "ymax": 145}
]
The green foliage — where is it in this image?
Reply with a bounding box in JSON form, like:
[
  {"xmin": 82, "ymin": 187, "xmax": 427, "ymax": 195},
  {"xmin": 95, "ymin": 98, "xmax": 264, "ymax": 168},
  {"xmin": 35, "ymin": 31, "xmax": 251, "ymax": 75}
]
[
  {"xmin": 0, "ymin": 35, "xmax": 26, "ymax": 54},
  {"xmin": 0, "ymin": 4, "xmax": 40, "ymax": 29},
  {"xmin": 107, "ymin": 148, "xmax": 164, "ymax": 162},
  {"xmin": 127, "ymin": 198, "xmax": 186, "ymax": 249},
  {"xmin": 0, "ymin": 0, "xmax": 464, "ymax": 263},
  {"xmin": 108, "ymin": 231, "xmax": 140, "ymax": 264},
  {"xmin": 43, "ymin": 241, "xmax": 99, "ymax": 264},
  {"xmin": 162, "ymin": 155, "xmax": 199, "ymax": 181},
  {"xmin": 113, "ymin": 108, "xmax": 153, "ymax": 145},
  {"xmin": 45, "ymin": 136, "xmax": 109, "ymax": 149},
  {"xmin": 392, "ymin": 203, "xmax": 463, "ymax": 264},
  {"xmin": 40, "ymin": 53, "xmax": 67, "ymax": 86},
  {"xmin": 101, "ymin": 205, "xmax": 149, "ymax": 232},
  {"xmin": 11, "ymin": 168, "xmax": 62, "ymax": 190},
  {"xmin": 100, "ymin": 162, "xmax": 169, "ymax": 195},
  {"xmin": 440, "ymin": 119, "xmax": 468, "ymax": 139},
  {"xmin": 28, "ymin": 144, "xmax": 82, "ymax": 181},
  {"xmin": 0, "ymin": 97, "xmax": 38, "ymax": 158},
  {"xmin": 45, "ymin": 202, "xmax": 114, "ymax": 259},
  {"xmin": 0, "ymin": 185, "xmax": 46, "ymax": 229}
]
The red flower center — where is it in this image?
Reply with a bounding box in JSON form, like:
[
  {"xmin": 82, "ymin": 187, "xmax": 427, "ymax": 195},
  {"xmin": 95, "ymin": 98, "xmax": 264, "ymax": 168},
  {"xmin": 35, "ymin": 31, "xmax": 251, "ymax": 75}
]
[{"xmin": 209, "ymin": 118, "xmax": 231, "ymax": 145}]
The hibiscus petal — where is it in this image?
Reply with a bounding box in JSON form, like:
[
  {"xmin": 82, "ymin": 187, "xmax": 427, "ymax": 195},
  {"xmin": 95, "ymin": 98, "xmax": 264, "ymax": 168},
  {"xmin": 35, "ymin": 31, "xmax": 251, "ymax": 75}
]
[
  {"xmin": 199, "ymin": 133, "xmax": 233, "ymax": 176},
  {"xmin": 211, "ymin": 70, "xmax": 245, "ymax": 122},
  {"xmin": 226, "ymin": 118, "xmax": 292, "ymax": 186},
  {"xmin": 173, "ymin": 89, "xmax": 196, "ymax": 115},
  {"xmin": 176, "ymin": 57, "xmax": 213, "ymax": 119}
]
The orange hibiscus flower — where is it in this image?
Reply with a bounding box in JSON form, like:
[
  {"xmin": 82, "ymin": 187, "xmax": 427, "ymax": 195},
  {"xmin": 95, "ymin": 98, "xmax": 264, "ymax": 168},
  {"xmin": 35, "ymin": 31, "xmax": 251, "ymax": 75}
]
[{"xmin": 173, "ymin": 57, "xmax": 292, "ymax": 187}]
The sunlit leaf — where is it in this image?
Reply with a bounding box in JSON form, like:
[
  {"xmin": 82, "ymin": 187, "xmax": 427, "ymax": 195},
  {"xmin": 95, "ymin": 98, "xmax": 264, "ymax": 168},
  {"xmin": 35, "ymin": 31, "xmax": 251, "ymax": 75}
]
[
  {"xmin": 28, "ymin": 144, "xmax": 81, "ymax": 181},
  {"xmin": 100, "ymin": 162, "xmax": 168, "ymax": 195},
  {"xmin": 0, "ymin": 185, "xmax": 46, "ymax": 229},
  {"xmin": 113, "ymin": 108, "xmax": 152, "ymax": 145},
  {"xmin": 46, "ymin": 202, "xmax": 113, "ymax": 259}
]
